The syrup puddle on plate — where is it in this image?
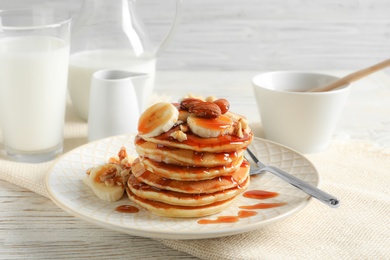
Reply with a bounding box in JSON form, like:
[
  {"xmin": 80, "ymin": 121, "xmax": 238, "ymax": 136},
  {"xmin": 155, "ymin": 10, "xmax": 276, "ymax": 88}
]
[
  {"xmin": 198, "ymin": 189, "xmax": 286, "ymax": 224},
  {"xmin": 115, "ymin": 205, "xmax": 139, "ymax": 213}
]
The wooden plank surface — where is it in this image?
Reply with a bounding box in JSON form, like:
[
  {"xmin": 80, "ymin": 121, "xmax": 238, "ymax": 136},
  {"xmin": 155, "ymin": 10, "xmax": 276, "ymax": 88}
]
[{"xmin": 0, "ymin": 180, "xmax": 198, "ymax": 259}]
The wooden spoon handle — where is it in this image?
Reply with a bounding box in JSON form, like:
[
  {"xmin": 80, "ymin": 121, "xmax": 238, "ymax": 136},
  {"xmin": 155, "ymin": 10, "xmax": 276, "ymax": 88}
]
[{"xmin": 308, "ymin": 58, "xmax": 390, "ymax": 92}]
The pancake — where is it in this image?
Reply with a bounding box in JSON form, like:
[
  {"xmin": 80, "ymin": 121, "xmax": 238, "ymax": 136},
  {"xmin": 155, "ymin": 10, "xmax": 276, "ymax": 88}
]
[
  {"xmin": 132, "ymin": 158, "xmax": 249, "ymax": 194},
  {"xmin": 126, "ymin": 188, "xmax": 236, "ymax": 218},
  {"xmin": 135, "ymin": 136, "xmax": 244, "ymax": 167},
  {"xmin": 127, "ymin": 173, "xmax": 250, "ymax": 206},
  {"xmin": 125, "ymin": 98, "xmax": 254, "ymax": 218},
  {"xmin": 140, "ymin": 156, "xmax": 243, "ymax": 181},
  {"xmin": 140, "ymin": 126, "xmax": 253, "ymax": 153}
]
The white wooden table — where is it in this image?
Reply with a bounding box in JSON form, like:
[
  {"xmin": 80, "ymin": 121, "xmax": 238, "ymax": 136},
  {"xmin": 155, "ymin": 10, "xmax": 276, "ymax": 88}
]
[{"xmin": 1, "ymin": 70, "xmax": 389, "ymax": 259}]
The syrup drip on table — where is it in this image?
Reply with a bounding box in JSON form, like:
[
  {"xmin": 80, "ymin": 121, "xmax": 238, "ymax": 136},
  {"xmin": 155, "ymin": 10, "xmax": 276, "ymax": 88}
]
[{"xmin": 115, "ymin": 205, "xmax": 139, "ymax": 213}]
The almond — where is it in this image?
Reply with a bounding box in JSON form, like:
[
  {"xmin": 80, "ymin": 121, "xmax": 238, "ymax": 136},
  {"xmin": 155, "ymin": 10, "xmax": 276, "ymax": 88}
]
[
  {"xmin": 180, "ymin": 98, "xmax": 203, "ymax": 111},
  {"xmin": 213, "ymin": 98, "xmax": 230, "ymax": 114},
  {"xmin": 189, "ymin": 102, "xmax": 221, "ymax": 118}
]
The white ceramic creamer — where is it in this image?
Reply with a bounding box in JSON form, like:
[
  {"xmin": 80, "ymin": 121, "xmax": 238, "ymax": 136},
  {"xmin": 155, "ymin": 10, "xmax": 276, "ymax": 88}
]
[{"xmin": 68, "ymin": 50, "xmax": 156, "ymax": 120}]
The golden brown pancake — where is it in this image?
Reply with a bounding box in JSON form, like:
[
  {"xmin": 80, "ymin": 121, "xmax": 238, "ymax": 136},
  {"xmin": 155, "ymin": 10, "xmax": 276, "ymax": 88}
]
[
  {"xmin": 139, "ymin": 126, "xmax": 253, "ymax": 153},
  {"xmin": 132, "ymin": 158, "xmax": 249, "ymax": 194},
  {"xmin": 127, "ymin": 174, "xmax": 249, "ymax": 207},
  {"xmin": 135, "ymin": 137, "xmax": 244, "ymax": 167},
  {"xmin": 126, "ymin": 188, "xmax": 236, "ymax": 218},
  {"xmin": 140, "ymin": 156, "xmax": 243, "ymax": 181},
  {"xmin": 125, "ymin": 99, "xmax": 254, "ymax": 218}
]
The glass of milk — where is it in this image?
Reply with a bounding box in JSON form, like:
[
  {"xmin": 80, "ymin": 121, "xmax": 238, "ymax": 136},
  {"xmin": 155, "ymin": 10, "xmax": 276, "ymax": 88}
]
[{"xmin": 0, "ymin": 9, "xmax": 71, "ymax": 163}]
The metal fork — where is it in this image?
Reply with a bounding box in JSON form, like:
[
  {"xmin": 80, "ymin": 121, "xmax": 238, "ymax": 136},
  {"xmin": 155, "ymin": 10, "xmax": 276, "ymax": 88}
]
[{"xmin": 246, "ymin": 148, "xmax": 340, "ymax": 208}]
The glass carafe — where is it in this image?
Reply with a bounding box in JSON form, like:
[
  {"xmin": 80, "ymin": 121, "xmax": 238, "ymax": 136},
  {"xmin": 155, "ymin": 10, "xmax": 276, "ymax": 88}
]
[{"xmin": 68, "ymin": 0, "xmax": 181, "ymax": 120}]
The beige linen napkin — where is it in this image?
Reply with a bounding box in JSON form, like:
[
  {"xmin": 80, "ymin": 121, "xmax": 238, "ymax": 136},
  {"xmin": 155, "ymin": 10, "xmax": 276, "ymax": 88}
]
[{"xmin": 1, "ymin": 102, "xmax": 389, "ymax": 259}]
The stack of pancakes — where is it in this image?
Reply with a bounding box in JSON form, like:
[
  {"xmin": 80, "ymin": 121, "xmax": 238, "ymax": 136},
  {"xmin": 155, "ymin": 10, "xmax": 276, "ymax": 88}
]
[{"xmin": 126, "ymin": 98, "xmax": 253, "ymax": 218}]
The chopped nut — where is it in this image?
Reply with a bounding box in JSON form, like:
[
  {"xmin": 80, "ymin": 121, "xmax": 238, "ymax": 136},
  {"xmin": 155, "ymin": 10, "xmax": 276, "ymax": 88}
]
[
  {"xmin": 229, "ymin": 121, "xmax": 244, "ymax": 138},
  {"xmin": 120, "ymin": 157, "xmax": 133, "ymax": 169},
  {"xmin": 99, "ymin": 167, "xmax": 117, "ymax": 182},
  {"xmin": 180, "ymin": 124, "xmax": 189, "ymax": 132},
  {"xmin": 120, "ymin": 169, "xmax": 130, "ymax": 178},
  {"xmin": 108, "ymin": 156, "xmax": 120, "ymax": 164},
  {"xmin": 205, "ymin": 96, "xmax": 217, "ymax": 102},
  {"xmin": 239, "ymin": 117, "xmax": 248, "ymax": 130},
  {"xmin": 224, "ymin": 111, "xmax": 251, "ymax": 137},
  {"xmin": 236, "ymin": 121, "xmax": 244, "ymax": 138},
  {"xmin": 225, "ymin": 111, "xmax": 241, "ymax": 122},
  {"xmin": 118, "ymin": 147, "xmax": 128, "ymax": 162},
  {"xmin": 170, "ymin": 130, "xmax": 188, "ymax": 142},
  {"xmin": 184, "ymin": 93, "xmax": 205, "ymax": 101},
  {"xmin": 86, "ymin": 167, "xmax": 93, "ymax": 175}
]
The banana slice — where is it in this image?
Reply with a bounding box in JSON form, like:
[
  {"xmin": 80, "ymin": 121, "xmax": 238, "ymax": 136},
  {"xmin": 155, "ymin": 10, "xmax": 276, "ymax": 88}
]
[
  {"xmin": 88, "ymin": 164, "xmax": 125, "ymax": 202},
  {"xmin": 138, "ymin": 102, "xmax": 179, "ymax": 138},
  {"xmin": 187, "ymin": 114, "xmax": 233, "ymax": 138}
]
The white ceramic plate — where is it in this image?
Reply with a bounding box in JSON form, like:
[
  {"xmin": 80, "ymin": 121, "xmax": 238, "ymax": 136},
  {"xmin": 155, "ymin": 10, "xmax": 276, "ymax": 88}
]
[{"xmin": 46, "ymin": 135, "xmax": 319, "ymax": 240}]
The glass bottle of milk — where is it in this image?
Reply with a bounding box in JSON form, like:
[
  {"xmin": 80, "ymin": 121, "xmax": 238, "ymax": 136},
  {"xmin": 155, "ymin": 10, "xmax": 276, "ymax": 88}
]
[{"xmin": 69, "ymin": 0, "xmax": 182, "ymax": 120}]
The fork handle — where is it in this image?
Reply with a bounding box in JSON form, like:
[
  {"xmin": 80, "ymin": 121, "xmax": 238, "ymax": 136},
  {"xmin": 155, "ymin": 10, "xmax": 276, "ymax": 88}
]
[{"xmin": 262, "ymin": 165, "xmax": 340, "ymax": 208}]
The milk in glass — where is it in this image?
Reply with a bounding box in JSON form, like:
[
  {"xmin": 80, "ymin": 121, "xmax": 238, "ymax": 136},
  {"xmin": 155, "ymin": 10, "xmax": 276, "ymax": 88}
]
[{"xmin": 0, "ymin": 36, "xmax": 69, "ymax": 152}]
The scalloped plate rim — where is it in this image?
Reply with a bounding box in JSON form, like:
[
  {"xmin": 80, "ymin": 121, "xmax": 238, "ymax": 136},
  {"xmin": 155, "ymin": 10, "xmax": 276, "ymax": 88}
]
[{"xmin": 45, "ymin": 134, "xmax": 318, "ymax": 240}]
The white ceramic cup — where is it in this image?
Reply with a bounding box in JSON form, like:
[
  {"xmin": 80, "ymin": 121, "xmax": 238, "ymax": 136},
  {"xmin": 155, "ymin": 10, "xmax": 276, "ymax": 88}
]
[
  {"xmin": 252, "ymin": 71, "xmax": 350, "ymax": 153},
  {"xmin": 88, "ymin": 70, "xmax": 146, "ymax": 142}
]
